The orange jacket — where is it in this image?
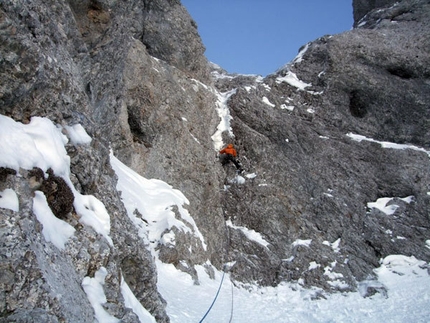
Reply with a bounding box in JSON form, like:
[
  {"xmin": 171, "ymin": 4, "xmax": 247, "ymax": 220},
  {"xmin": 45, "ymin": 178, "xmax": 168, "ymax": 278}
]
[{"xmin": 219, "ymin": 144, "xmax": 237, "ymax": 157}]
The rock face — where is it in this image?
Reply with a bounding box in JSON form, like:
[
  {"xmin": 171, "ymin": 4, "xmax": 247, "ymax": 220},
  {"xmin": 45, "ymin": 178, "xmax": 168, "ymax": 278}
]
[
  {"xmin": 1, "ymin": 0, "xmax": 216, "ymax": 321},
  {"xmin": 0, "ymin": 0, "xmax": 429, "ymax": 321},
  {"xmin": 352, "ymin": 0, "xmax": 398, "ymax": 25},
  {"xmin": 216, "ymin": 0, "xmax": 430, "ymax": 288}
]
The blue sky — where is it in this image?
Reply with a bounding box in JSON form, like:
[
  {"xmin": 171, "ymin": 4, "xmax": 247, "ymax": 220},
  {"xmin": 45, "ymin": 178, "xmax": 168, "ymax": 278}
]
[{"xmin": 181, "ymin": 1, "xmax": 353, "ymax": 76}]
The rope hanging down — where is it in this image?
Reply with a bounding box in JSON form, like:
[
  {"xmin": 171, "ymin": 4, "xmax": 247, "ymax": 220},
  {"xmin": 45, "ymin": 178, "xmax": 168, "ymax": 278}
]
[
  {"xmin": 198, "ymin": 266, "xmax": 227, "ymax": 323},
  {"xmin": 198, "ymin": 203, "xmax": 234, "ymax": 322}
]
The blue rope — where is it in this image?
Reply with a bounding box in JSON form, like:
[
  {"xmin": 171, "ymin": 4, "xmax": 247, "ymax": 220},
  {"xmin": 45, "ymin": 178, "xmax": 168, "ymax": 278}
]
[{"xmin": 198, "ymin": 267, "xmax": 226, "ymax": 323}]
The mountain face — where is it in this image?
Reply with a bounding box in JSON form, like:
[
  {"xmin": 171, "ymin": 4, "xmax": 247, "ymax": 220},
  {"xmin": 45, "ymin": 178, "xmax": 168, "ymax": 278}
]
[
  {"xmin": 217, "ymin": 0, "xmax": 430, "ymax": 288},
  {"xmin": 0, "ymin": 0, "xmax": 429, "ymax": 322},
  {"xmin": 352, "ymin": 0, "xmax": 399, "ymax": 26}
]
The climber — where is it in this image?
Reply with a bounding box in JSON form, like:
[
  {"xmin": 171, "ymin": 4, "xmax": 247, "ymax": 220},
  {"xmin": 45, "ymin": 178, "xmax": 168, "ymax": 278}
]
[{"xmin": 219, "ymin": 143, "xmax": 244, "ymax": 173}]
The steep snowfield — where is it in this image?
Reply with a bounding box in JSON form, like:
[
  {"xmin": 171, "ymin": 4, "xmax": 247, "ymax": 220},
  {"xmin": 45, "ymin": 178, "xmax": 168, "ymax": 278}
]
[{"xmin": 156, "ymin": 256, "xmax": 430, "ymax": 323}]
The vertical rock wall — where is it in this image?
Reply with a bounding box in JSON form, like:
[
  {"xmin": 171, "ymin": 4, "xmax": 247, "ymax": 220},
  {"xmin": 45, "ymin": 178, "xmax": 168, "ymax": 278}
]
[
  {"xmin": 212, "ymin": 0, "xmax": 430, "ymax": 289},
  {"xmin": 352, "ymin": 0, "xmax": 398, "ymax": 25},
  {"xmin": 1, "ymin": 0, "xmax": 429, "ymax": 321},
  {"xmin": 0, "ymin": 0, "xmax": 224, "ymax": 321}
]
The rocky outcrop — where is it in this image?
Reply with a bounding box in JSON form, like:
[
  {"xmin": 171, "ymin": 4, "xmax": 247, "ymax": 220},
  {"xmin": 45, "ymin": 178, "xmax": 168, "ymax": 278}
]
[
  {"xmin": 214, "ymin": 0, "xmax": 430, "ymax": 289},
  {"xmin": 1, "ymin": 0, "xmax": 429, "ymax": 321},
  {"xmin": 352, "ymin": 0, "xmax": 398, "ymax": 25},
  {"xmin": 1, "ymin": 0, "xmax": 217, "ymax": 321}
]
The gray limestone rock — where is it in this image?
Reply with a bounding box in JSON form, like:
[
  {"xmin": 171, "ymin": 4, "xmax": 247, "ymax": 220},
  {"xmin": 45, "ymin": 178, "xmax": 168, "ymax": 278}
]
[
  {"xmin": 0, "ymin": 0, "xmax": 429, "ymax": 321},
  {"xmin": 213, "ymin": 0, "xmax": 430, "ymax": 290},
  {"xmin": 353, "ymin": 0, "xmax": 399, "ymax": 26}
]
